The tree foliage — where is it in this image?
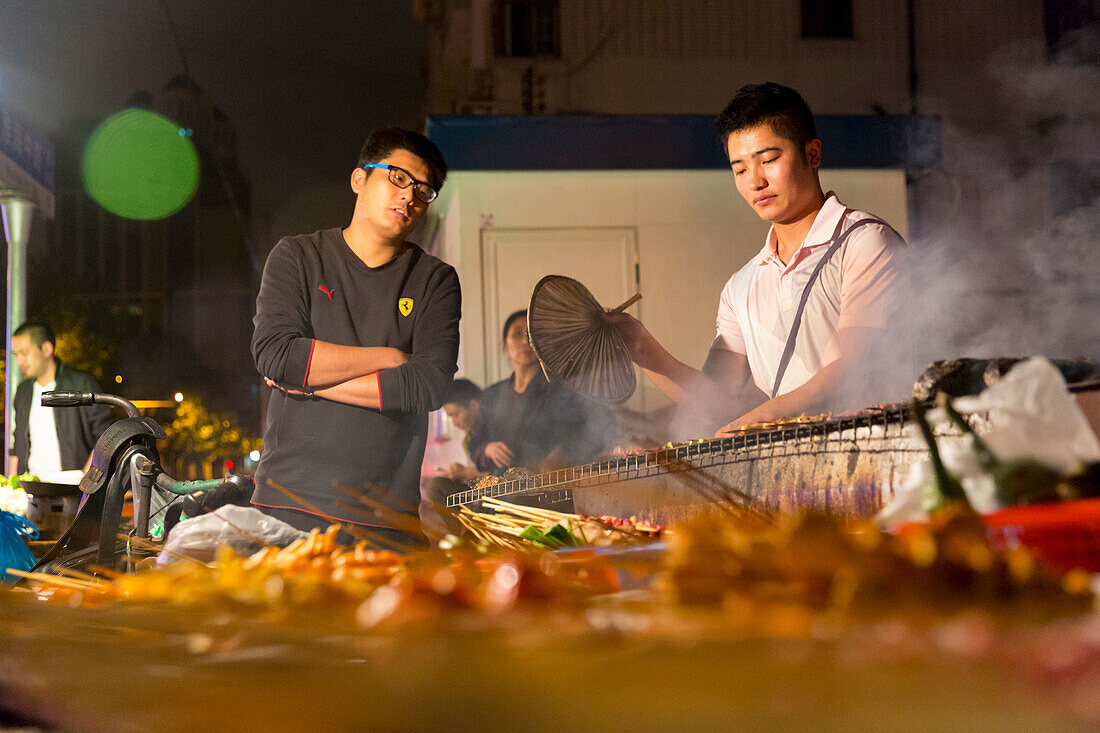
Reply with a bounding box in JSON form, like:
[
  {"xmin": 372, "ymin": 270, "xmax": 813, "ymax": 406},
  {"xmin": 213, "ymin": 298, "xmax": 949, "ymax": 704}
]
[{"xmin": 159, "ymin": 396, "xmax": 262, "ymax": 470}]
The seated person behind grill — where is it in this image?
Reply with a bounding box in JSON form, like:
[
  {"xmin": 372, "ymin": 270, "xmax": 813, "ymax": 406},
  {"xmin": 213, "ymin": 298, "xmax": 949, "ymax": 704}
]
[
  {"xmin": 421, "ymin": 378, "xmax": 482, "ymax": 528},
  {"xmin": 470, "ymin": 310, "xmax": 615, "ymax": 475},
  {"xmin": 606, "ymin": 83, "xmax": 912, "ymax": 437},
  {"xmin": 436, "ymin": 377, "xmax": 482, "ymax": 482}
]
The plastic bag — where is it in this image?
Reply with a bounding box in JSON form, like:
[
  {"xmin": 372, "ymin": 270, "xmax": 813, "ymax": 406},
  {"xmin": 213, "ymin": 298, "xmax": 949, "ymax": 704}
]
[
  {"xmin": 157, "ymin": 505, "xmax": 307, "ymax": 566},
  {"xmin": 1, "ymin": 510, "xmax": 39, "ymax": 582},
  {"xmin": 0, "ymin": 483, "xmax": 28, "ymax": 516},
  {"xmin": 878, "ymin": 356, "xmax": 1100, "ymax": 527}
]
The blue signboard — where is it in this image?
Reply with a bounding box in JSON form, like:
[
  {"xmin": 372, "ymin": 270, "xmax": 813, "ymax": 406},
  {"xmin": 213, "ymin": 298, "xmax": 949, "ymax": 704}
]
[{"xmin": 427, "ymin": 114, "xmax": 941, "ymax": 173}]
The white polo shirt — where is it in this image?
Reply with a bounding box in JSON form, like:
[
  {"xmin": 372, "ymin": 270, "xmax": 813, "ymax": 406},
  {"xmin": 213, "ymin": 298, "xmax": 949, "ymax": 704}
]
[{"xmin": 713, "ymin": 194, "xmax": 909, "ymax": 399}]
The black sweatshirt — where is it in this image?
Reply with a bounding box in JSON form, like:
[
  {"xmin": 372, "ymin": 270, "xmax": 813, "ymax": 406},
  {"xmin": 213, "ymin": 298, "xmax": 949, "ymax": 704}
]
[{"xmin": 251, "ymin": 228, "xmax": 460, "ymax": 526}]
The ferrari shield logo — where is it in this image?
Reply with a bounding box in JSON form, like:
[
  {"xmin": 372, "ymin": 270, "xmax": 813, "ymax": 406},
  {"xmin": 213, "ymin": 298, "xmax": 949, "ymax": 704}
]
[{"xmin": 398, "ymin": 298, "xmax": 414, "ymax": 317}]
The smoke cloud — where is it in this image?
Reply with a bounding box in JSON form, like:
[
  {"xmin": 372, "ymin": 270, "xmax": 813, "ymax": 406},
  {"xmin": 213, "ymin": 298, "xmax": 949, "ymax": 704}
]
[
  {"xmin": 652, "ymin": 31, "xmax": 1100, "ymax": 443},
  {"xmin": 907, "ymin": 32, "xmax": 1100, "ymax": 369}
]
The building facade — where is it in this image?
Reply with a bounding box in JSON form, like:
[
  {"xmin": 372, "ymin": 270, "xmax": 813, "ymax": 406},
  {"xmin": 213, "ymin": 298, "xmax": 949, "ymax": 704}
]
[
  {"xmin": 417, "ymin": 0, "xmax": 1100, "ymax": 386},
  {"xmin": 30, "ymin": 75, "xmax": 260, "ymax": 430}
]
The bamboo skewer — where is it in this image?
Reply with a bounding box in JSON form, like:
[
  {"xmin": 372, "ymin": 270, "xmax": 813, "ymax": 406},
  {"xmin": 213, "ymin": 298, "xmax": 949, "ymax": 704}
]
[
  {"xmin": 201, "ymin": 532, "xmax": 243, "ymax": 556},
  {"xmin": 477, "ymin": 501, "xmax": 572, "ymax": 526},
  {"xmin": 481, "ymin": 497, "xmax": 576, "ymax": 523},
  {"xmin": 363, "ymin": 481, "xmax": 420, "ymax": 516},
  {"xmin": 334, "ymin": 483, "xmax": 423, "ymax": 535},
  {"xmin": 455, "ymin": 512, "xmax": 505, "ymax": 547},
  {"xmin": 458, "ymin": 497, "xmax": 661, "ymax": 550},
  {"xmin": 6, "ymin": 569, "xmax": 99, "ymax": 590},
  {"xmin": 332, "ymin": 501, "xmax": 416, "ymax": 553},
  {"xmin": 265, "ymin": 479, "xmax": 377, "ymax": 547},
  {"xmin": 122, "ymin": 535, "xmax": 206, "ymax": 567},
  {"xmin": 86, "ymin": 564, "xmax": 123, "ymax": 579},
  {"xmin": 54, "ymin": 567, "xmax": 105, "ymax": 584},
  {"xmin": 197, "ymin": 509, "xmax": 279, "ymax": 550}
]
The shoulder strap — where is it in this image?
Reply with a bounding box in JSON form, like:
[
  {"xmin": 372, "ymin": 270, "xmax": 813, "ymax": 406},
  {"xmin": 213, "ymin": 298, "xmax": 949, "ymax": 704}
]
[{"xmin": 769, "ymin": 213, "xmax": 903, "ymax": 397}]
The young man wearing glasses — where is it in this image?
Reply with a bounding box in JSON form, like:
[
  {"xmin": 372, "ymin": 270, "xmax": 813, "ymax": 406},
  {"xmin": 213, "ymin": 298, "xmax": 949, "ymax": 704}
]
[
  {"xmin": 251, "ymin": 128, "xmax": 460, "ymax": 545},
  {"xmin": 607, "ymin": 83, "xmax": 911, "ymax": 437}
]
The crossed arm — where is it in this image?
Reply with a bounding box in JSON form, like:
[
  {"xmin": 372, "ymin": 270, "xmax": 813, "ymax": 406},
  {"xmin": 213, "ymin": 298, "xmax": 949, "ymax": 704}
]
[
  {"xmin": 265, "ymin": 342, "xmax": 408, "ymax": 409},
  {"xmin": 252, "ymin": 240, "xmax": 460, "ymax": 411}
]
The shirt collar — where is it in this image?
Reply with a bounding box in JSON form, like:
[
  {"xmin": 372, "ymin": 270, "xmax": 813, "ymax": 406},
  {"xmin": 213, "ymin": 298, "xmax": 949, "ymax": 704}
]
[
  {"xmin": 32, "ymin": 379, "xmax": 56, "ymax": 393},
  {"xmin": 757, "ymin": 192, "xmax": 846, "ymax": 266}
]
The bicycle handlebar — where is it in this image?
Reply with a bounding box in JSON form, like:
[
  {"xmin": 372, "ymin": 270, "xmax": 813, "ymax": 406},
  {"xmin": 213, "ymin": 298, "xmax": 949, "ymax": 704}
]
[
  {"xmin": 156, "ymin": 476, "xmax": 226, "ymax": 495},
  {"xmin": 41, "ymin": 391, "xmax": 141, "ymax": 418}
]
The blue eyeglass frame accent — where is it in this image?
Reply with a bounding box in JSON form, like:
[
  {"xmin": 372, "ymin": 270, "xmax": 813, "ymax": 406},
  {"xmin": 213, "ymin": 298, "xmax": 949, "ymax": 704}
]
[{"xmin": 362, "ymin": 163, "xmax": 438, "ymax": 202}]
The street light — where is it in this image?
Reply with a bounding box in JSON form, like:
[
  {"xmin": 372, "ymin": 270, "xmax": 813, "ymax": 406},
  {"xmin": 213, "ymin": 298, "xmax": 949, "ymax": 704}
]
[{"xmin": 1, "ymin": 189, "xmax": 36, "ymax": 457}]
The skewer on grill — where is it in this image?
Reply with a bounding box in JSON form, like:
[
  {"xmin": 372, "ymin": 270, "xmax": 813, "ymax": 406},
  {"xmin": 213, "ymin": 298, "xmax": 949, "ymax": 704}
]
[{"xmin": 6, "ymin": 569, "xmax": 100, "ymax": 590}]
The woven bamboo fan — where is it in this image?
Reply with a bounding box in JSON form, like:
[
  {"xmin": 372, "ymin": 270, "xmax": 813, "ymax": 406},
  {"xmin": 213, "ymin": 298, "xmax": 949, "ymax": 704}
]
[{"xmin": 527, "ymin": 275, "xmax": 642, "ymax": 404}]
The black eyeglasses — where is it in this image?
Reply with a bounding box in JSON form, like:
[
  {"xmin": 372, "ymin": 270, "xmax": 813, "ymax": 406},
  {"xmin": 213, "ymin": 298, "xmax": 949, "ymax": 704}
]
[{"xmin": 362, "ymin": 164, "xmax": 438, "ymax": 203}]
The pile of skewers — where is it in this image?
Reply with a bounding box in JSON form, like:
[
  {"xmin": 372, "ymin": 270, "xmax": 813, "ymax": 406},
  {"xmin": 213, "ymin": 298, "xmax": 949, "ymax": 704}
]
[
  {"xmin": 453, "ymin": 497, "xmax": 664, "ymax": 550},
  {"xmin": 11, "ymin": 524, "xmax": 408, "ymax": 611}
]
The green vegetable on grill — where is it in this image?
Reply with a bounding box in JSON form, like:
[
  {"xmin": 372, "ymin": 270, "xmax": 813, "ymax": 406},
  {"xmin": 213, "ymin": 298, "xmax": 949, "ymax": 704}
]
[
  {"xmin": 518, "ymin": 523, "xmax": 582, "ymax": 549},
  {"xmin": 912, "ymin": 398, "xmax": 969, "ymax": 513},
  {"xmin": 545, "ymin": 523, "xmax": 579, "ymax": 546}
]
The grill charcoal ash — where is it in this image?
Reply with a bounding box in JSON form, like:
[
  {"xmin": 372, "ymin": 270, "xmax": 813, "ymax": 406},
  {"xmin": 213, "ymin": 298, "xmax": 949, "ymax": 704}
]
[{"xmin": 913, "ymin": 357, "xmax": 1100, "ymax": 400}]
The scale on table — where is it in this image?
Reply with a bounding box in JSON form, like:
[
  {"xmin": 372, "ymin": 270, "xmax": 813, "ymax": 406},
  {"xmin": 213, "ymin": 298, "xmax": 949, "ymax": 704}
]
[{"xmin": 21, "ymin": 474, "xmax": 83, "ymax": 541}]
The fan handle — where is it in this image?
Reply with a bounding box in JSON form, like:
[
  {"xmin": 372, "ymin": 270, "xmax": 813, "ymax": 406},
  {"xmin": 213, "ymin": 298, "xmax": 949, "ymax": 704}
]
[{"xmin": 611, "ymin": 293, "xmax": 642, "ymax": 313}]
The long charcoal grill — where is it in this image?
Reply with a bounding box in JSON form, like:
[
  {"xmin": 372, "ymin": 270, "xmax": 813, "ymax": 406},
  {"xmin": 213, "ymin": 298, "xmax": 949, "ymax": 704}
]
[{"xmin": 447, "ymin": 405, "xmax": 962, "ymax": 525}]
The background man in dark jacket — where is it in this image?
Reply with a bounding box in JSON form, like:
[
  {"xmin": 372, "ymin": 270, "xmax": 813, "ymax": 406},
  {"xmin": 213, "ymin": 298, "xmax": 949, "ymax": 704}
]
[{"xmin": 9, "ymin": 321, "xmax": 113, "ymax": 477}]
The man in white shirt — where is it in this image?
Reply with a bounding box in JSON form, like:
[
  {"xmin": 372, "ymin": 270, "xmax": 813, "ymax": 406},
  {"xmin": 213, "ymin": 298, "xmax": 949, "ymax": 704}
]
[
  {"xmin": 607, "ymin": 83, "xmax": 911, "ymax": 436},
  {"xmin": 8, "ymin": 322, "xmax": 113, "ymax": 477}
]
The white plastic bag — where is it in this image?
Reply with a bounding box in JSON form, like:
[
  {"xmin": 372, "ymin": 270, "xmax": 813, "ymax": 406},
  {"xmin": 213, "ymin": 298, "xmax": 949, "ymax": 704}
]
[
  {"xmin": 877, "ymin": 356, "xmax": 1100, "ymax": 527},
  {"xmin": 157, "ymin": 505, "xmax": 308, "ymax": 565}
]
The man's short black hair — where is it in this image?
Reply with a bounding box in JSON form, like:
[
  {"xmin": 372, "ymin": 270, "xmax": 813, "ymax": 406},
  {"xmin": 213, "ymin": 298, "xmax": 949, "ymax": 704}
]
[
  {"xmin": 714, "ymin": 83, "xmax": 818, "ymax": 151},
  {"xmin": 13, "ymin": 321, "xmax": 54, "ymax": 349},
  {"xmin": 356, "ymin": 128, "xmax": 448, "ymax": 192},
  {"xmin": 444, "ymin": 378, "xmax": 481, "ymax": 407}
]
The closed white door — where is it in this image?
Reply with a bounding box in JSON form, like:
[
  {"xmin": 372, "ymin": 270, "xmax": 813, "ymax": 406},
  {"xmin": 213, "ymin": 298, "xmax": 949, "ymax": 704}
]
[{"xmin": 480, "ymin": 226, "xmax": 648, "ymax": 410}]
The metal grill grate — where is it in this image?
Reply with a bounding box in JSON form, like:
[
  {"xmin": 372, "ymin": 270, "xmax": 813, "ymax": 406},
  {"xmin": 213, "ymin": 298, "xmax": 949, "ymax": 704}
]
[{"xmin": 446, "ymin": 405, "xmax": 915, "ymax": 508}]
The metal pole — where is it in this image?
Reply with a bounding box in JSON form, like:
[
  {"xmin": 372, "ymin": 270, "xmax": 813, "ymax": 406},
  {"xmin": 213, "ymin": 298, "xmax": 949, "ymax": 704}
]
[{"xmin": 1, "ymin": 190, "xmax": 35, "ymax": 471}]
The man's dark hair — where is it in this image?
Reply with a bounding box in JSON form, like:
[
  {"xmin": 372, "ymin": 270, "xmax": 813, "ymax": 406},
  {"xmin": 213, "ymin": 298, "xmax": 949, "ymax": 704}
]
[
  {"xmin": 502, "ymin": 309, "xmax": 527, "ymax": 343},
  {"xmin": 714, "ymin": 83, "xmax": 818, "ymax": 151},
  {"xmin": 13, "ymin": 321, "xmax": 55, "ymax": 349},
  {"xmin": 444, "ymin": 378, "xmax": 481, "ymax": 407},
  {"xmin": 357, "ymin": 128, "xmax": 448, "ymax": 191}
]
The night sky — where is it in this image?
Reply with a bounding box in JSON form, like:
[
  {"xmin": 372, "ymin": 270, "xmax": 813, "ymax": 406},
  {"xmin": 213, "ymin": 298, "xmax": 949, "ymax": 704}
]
[{"xmin": 0, "ymin": 0, "xmax": 427, "ymax": 218}]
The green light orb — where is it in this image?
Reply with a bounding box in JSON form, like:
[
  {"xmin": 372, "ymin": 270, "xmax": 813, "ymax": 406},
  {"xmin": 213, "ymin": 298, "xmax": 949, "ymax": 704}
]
[{"xmin": 82, "ymin": 108, "xmax": 200, "ymax": 220}]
